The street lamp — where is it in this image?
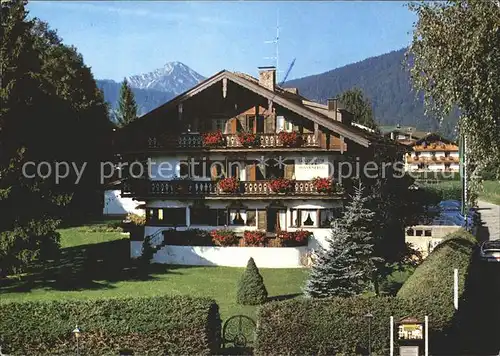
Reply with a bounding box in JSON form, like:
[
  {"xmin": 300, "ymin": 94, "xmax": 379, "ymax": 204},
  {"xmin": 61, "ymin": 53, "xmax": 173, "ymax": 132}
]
[
  {"xmin": 72, "ymin": 325, "xmax": 81, "ymax": 355},
  {"xmin": 364, "ymin": 312, "xmax": 374, "ymax": 356}
]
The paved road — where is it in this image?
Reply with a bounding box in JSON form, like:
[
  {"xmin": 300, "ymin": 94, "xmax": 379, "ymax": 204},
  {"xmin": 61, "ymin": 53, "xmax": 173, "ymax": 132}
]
[{"xmin": 477, "ymin": 200, "xmax": 500, "ymax": 241}]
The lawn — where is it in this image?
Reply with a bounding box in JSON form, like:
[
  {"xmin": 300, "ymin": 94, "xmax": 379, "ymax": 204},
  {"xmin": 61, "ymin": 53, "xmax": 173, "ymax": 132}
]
[
  {"xmin": 0, "ymin": 220, "xmax": 308, "ymax": 320},
  {"xmin": 478, "ymin": 180, "xmax": 500, "ymax": 205}
]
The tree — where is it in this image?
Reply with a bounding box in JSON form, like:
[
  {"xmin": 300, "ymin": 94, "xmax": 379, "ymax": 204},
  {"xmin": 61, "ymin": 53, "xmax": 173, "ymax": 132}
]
[
  {"xmin": 116, "ymin": 78, "xmax": 138, "ymax": 127},
  {"xmin": 236, "ymin": 258, "xmax": 268, "ymax": 305},
  {"xmin": 304, "ymin": 184, "xmax": 377, "ymax": 298},
  {"xmin": 339, "ymin": 88, "xmax": 378, "ymax": 130},
  {"xmin": 0, "ymin": 0, "xmax": 64, "ymax": 276},
  {"xmin": 407, "ymin": 0, "xmax": 500, "ymax": 205}
]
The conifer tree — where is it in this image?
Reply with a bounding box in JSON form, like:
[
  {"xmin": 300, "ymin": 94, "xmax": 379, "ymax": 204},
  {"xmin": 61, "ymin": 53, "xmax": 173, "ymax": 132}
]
[
  {"xmin": 116, "ymin": 78, "xmax": 138, "ymax": 127},
  {"xmin": 236, "ymin": 257, "xmax": 268, "ymax": 305},
  {"xmin": 304, "ymin": 184, "xmax": 377, "ymax": 298}
]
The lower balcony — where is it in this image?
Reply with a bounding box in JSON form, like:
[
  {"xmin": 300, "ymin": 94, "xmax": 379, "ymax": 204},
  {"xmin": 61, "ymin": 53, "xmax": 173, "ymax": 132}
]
[{"xmin": 122, "ymin": 178, "xmax": 344, "ymax": 199}]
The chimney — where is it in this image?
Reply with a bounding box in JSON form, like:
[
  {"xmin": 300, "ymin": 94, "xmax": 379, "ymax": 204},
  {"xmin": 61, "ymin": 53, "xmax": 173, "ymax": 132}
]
[
  {"xmin": 258, "ymin": 66, "xmax": 276, "ymax": 92},
  {"xmin": 327, "ymin": 98, "xmax": 338, "ymax": 112},
  {"xmin": 284, "ymin": 87, "xmax": 299, "ymax": 95}
]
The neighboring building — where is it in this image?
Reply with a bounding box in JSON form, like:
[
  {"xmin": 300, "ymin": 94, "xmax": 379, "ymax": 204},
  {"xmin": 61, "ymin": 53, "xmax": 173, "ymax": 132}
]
[
  {"xmin": 404, "ymin": 133, "xmax": 460, "ymax": 172},
  {"xmin": 382, "ymin": 126, "xmax": 459, "ymax": 173},
  {"xmin": 116, "ymin": 66, "xmax": 394, "ymax": 267},
  {"xmin": 103, "ymin": 189, "xmax": 145, "ymax": 217}
]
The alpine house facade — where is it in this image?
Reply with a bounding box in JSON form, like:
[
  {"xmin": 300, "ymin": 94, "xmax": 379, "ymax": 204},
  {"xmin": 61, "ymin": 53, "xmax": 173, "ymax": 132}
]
[{"xmin": 116, "ymin": 67, "xmax": 385, "ymax": 267}]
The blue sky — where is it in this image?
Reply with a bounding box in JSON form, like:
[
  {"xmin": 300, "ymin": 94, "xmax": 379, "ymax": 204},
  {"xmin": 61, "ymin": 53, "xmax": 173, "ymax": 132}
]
[{"xmin": 27, "ymin": 1, "xmax": 416, "ymax": 82}]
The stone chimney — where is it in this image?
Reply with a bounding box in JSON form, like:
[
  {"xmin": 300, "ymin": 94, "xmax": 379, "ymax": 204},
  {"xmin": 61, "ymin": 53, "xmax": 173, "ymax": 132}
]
[
  {"xmin": 258, "ymin": 66, "xmax": 276, "ymax": 92},
  {"xmin": 327, "ymin": 98, "xmax": 338, "ymax": 112}
]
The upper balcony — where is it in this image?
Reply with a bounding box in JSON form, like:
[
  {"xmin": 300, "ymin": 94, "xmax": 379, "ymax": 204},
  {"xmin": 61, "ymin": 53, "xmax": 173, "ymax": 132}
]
[
  {"xmin": 146, "ymin": 132, "xmax": 324, "ymax": 151},
  {"xmin": 122, "ymin": 178, "xmax": 345, "ymax": 200}
]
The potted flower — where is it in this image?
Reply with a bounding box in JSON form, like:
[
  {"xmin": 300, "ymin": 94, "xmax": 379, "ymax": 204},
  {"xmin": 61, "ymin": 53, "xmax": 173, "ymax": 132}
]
[
  {"xmin": 278, "ymin": 131, "xmax": 301, "ymax": 147},
  {"xmin": 237, "ymin": 131, "xmax": 260, "ymax": 147},
  {"xmin": 210, "ymin": 229, "xmax": 239, "ymax": 246},
  {"xmin": 202, "ymin": 130, "xmax": 225, "ymax": 147},
  {"xmin": 268, "ymin": 178, "xmax": 295, "ymax": 193},
  {"xmin": 278, "ymin": 230, "xmax": 311, "ymax": 247},
  {"xmin": 311, "ymin": 177, "xmax": 333, "ymax": 194},
  {"xmin": 218, "ymin": 177, "xmax": 240, "ymax": 193},
  {"xmin": 243, "ymin": 230, "xmax": 267, "ymax": 246}
]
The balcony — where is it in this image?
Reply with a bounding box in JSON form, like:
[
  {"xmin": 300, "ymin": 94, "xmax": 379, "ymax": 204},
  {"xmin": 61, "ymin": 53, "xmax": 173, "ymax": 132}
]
[
  {"xmin": 122, "ymin": 179, "xmax": 344, "ymax": 199},
  {"xmin": 147, "ymin": 132, "xmax": 322, "ymax": 150}
]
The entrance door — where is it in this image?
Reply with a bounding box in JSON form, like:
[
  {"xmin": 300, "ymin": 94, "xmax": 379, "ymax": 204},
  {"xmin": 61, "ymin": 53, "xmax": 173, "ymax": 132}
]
[{"xmin": 267, "ymin": 209, "xmax": 278, "ymax": 233}]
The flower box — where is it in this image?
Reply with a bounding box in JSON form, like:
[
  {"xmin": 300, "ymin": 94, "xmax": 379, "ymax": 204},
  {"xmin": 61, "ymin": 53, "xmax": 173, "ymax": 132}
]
[
  {"xmin": 237, "ymin": 132, "xmax": 260, "ymax": 147},
  {"xmin": 210, "ymin": 229, "xmax": 239, "ymax": 246},
  {"xmin": 278, "ymin": 131, "xmax": 301, "ymax": 147},
  {"xmin": 243, "ymin": 230, "xmax": 267, "ymax": 246},
  {"xmin": 277, "ymin": 230, "xmax": 311, "ymax": 246},
  {"xmin": 202, "ymin": 131, "xmax": 225, "ymax": 147},
  {"xmin": 268, "ymin": 178, "xmax": 295, "ymax": 193},
  {"xmin": 218, "ymin": 177, "xmax": 240, "ymax": 193},
  {"xmin": 311, "ymin": 177, "xmax": 333, "ymax": 194}
]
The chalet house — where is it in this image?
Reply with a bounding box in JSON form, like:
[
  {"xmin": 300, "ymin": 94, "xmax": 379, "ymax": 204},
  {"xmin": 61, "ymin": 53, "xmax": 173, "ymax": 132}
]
[
  {"xmin": 382, "ymin": 126, "xmax": 460, "ymax": 173},
  {"xmin": 116, "ymin": 66, "xmax": 395, "ymax": 267}
]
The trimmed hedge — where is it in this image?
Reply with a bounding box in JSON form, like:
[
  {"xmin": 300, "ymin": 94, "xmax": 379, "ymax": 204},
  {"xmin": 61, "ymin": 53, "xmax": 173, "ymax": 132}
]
[
  {"xmin": 419, "ymin": 181, "xmax": 462, "ymax": 201},
  {"xmin": 0, "ymin": 295, "xmax": 221, "ymax": 355},
  {"xmin": 255, "ymin": 229, "xmax": 477, "ymax": 355}
]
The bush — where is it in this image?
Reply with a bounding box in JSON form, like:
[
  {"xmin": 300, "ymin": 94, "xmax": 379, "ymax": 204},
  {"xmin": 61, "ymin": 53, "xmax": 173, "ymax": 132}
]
[
  {"xmin": 126, "ymin": 213, "xmax": 146, "ymax": 226},
  {"xmin": 210, "ymin": 229, "xmax": 238, "ymax": 246},
  {"xmin": 236, "ymin": 258, "xmax": 268, "ymax": 305},
  {"xmin": 419, "ymin": 181, "xmax": 462, "ymax": 201},
  {"xmin": 0, "ymin": 295, "xmax": 221, "ymax": 355},
  {"xmin": 255, "ymin": 229, "xmax": 477, "ymax": 355}
]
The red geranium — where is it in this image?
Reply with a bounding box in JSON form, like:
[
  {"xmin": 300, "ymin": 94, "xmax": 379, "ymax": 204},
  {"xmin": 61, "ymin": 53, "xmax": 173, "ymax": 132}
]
[
  {"xmin": 210, "ymin": 229, "xmax": 238, "ymax": 246},
  {"xmin": 311, "ymin": 177, "xmax": 333, "ymax": 193},
  {"xmin": 269, "ymin": 178, "xmax": 295, "ymax": 193},
  {"xmin": 238, "ymin": 132, "xmax": 260, "ymax": 147},
  {"xmin": 243, "ymin": 230, "xmax": 267, "ymax": 246},
  {"xmin": 203, "ymin": 131, "xmax": 225, "ymax": 146},
  {"xmin": 218, "ymin": 177, "xmax": 240, "ymax": 193},
  {"xmin": 278, "ymin": 131, "xmax": 300, "ymax": 147},
  {"xmin": 278, "ymin": 230, "xmax": 311, "ymax": 243}
]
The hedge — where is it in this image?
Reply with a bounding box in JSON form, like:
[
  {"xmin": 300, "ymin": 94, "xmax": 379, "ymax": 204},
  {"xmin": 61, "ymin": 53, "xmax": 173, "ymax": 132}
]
[
  {"xmin": 255, "ymin": 229, "xmax": 477, "ymax": 355},
  {"xmin": 0, "ymin": 295, "xmax": 221, "ymax": 355},
  {"xmin": 418, "ymin": 181, "xmax": 462, "ymax": 201}
]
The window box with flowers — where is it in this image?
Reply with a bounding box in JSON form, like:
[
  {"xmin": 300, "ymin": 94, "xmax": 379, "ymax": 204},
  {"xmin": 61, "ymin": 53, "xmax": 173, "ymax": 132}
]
[
  {"xmin": 268, "ymin": 178, "xmax": 295, "ymax": 194},
  {"xmin": 243, "ymin": 230, "xmax": 267, "ymax": 246},
  {"xmin": 210, "ymin": 229, "xmax": 239, "ymax": 246},
  {"xmin": 237, "ymin": 131, "xmax": 260, "ymax": 147},
  {"xmin": 277, "ymin": 229, "xmax": 311, "ymax": 247},
  {"xmin": 218, "ymin": 177, "xmax": 240, "ymax": 193},
  {"xmin": 202, "ymin": 130, "xmax": 225, "ymax": 147},
  {"xmin": 311, "ymin": 177, "xmax": 333, "ymax": 194},
  {"xmin": 278, "ymin": 131, "xmax": 302, "ymax": 147}
]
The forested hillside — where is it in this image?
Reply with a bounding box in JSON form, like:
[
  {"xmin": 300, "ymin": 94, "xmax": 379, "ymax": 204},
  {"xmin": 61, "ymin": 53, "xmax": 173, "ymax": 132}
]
[{"xmin": 285, "ymin": 48, "xmax": 459, "ymax": 138}]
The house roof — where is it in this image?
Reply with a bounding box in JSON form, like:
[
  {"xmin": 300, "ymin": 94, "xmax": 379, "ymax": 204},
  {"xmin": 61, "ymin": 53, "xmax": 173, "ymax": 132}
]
[{"xmin": 123, "ymin": 69, "xmax": 374, "ymax": 147}]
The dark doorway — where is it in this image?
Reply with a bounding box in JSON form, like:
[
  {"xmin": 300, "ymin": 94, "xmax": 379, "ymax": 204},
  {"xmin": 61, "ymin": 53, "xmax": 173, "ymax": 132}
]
[{"xmin": 267, "ymin": 209, "xmax": 278, "ymax": 233}]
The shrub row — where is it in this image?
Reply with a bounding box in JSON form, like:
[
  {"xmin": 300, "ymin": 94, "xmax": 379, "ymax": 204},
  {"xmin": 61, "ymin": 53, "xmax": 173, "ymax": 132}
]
[
  {"xmin": 418, "ymin": 181, "xmax": 462, "ymax": 201},
  {"xmin": 255, "ymin": 229, "xmax": 477, "ymax": 355},
  {"xmin": 0, "ymin": 295, "xmax": 221, "ymax": 355}
]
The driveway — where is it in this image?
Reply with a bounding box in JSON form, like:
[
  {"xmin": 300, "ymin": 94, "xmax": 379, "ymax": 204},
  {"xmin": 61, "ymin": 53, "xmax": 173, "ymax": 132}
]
[{"xmin": 477, "ymin": 200, "xmax": 500, "ymax": 241}]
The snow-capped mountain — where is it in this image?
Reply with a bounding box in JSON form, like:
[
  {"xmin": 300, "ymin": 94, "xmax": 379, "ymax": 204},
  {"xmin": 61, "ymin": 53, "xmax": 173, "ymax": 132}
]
[{"xmin": 127, "ymin": 61, "xmax": 205, "ymax": 95}]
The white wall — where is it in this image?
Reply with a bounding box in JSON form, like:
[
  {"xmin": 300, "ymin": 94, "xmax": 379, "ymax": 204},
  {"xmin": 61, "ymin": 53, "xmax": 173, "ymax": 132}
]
[{"xmin": 103, "ymin": 190, "xmax": 144, "ymax": 216}]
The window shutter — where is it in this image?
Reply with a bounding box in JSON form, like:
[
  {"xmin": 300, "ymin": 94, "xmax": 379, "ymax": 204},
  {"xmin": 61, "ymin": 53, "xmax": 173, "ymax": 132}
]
[
  {"xmin": 257, "ymin": 210, "xmax": 267, "ymax": 230},
  {"xmin": 284, "ymin": 161, "xmax": 294, "ymax": 179},
  {"xmin": 246, "ymin": 163, "xmax": 256, "ymax": 181},
  {"xmin": 264, "ymin": 115, "xmax": 275, "ymax": 133},
  {"xmin": 229, "ymin": 118, "xmax": 238, "ymax": 134}
]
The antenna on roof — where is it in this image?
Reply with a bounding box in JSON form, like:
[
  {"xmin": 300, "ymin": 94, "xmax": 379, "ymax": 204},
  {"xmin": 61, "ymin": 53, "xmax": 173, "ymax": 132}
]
[{"xmin": 264, "ymin": 9, "xmax": 281, "ymax": 82}]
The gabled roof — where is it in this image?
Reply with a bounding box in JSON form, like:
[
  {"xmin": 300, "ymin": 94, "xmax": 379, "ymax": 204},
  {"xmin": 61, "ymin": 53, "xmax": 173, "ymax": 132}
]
[
  {"xmin": 124, "ymin": 69, "xmax": 373, "ymax": 147},
  {"xmin": 414, "ymin": 132, "xmax": 457, "ymax": 145}
]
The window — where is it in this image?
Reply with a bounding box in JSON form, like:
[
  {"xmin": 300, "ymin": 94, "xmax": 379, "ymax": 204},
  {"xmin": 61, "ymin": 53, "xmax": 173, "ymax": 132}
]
[
  {"xmin": 290, "ymin": 208, "xmax": 340, "ymax": 228},
  {"xmin": 190, "ymin": 207, "xmax": 211, "ymax": 225},
  {"xmin": 319, "ymin": 208, "xmax": 342, "ymax": 227},
  {"xmin": 212, "ymin": 119, "xmax": 228, "ymax": 132},
  {"xmin": 229, "ymin": 209, "xmax": 246, "ymax": 226},
  {"xmin": 146, "ymin": 208, "xmax": 186, "ymax": 226},
  {"xmin": 246, "ymin": 210, "xmax": 256, "ymax": 226}
]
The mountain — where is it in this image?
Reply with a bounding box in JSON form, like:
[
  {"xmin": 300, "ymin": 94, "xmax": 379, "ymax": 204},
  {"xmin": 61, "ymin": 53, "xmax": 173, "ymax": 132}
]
[
  {"xmin": 127, "ymin": 61, "xmax": 205, "ymax": 95},
  {"xmin": 97, "ymin": 79, "xmax": 176, "ymax": 117},
  {"xmin": 285, "ymin": 48, "xmax": 458, "ymax": 138}
]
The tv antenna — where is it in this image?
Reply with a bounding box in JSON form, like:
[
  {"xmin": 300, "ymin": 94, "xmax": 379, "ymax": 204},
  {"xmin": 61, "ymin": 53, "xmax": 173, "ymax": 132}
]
[{"xmin": 264, "ymin": 10, "xmax": 281, "ymax": 82}]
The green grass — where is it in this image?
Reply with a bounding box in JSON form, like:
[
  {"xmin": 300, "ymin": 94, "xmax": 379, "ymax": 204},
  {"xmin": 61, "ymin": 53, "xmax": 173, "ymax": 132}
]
[
  {"xmin": 0, "ymin": 220, "xmax": 308, "ymax": 320},
  {"xmin": 478, "ymin": 180, "xmax": 500, "ymax": 205}
]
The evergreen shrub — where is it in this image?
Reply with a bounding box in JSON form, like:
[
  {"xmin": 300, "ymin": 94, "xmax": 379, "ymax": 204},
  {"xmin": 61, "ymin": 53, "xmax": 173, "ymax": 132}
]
[{"xmin": 236, "ymin": 258, "xmax": 268, "ymax": 305}]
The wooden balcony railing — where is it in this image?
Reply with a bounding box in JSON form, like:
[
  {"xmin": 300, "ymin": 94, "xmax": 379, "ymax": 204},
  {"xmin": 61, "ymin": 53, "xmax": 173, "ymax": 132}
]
[
  {"xmin": 407, "ymin": 155, "xmax": 459, "ymax": 163},
  {"xmin": 122, "ymin": 179, "xmax": 344, "ymax": 197},
  {"xmin": 147, "ymin": 132, "xmax": 320, "ymax": 149}
]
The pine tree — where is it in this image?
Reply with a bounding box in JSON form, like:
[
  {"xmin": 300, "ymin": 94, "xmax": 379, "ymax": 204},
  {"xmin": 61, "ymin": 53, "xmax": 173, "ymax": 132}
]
[
  {"xmin": 236, "ymin": 258, "xmax": 268, "ymax": 305},
  {"xmin": 116, "ymin": 78, "xmax": 138, "ymax": 127},
  {"xmin": 304, "ymin": 184, "xmax": 377, "ymax": 298}
]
